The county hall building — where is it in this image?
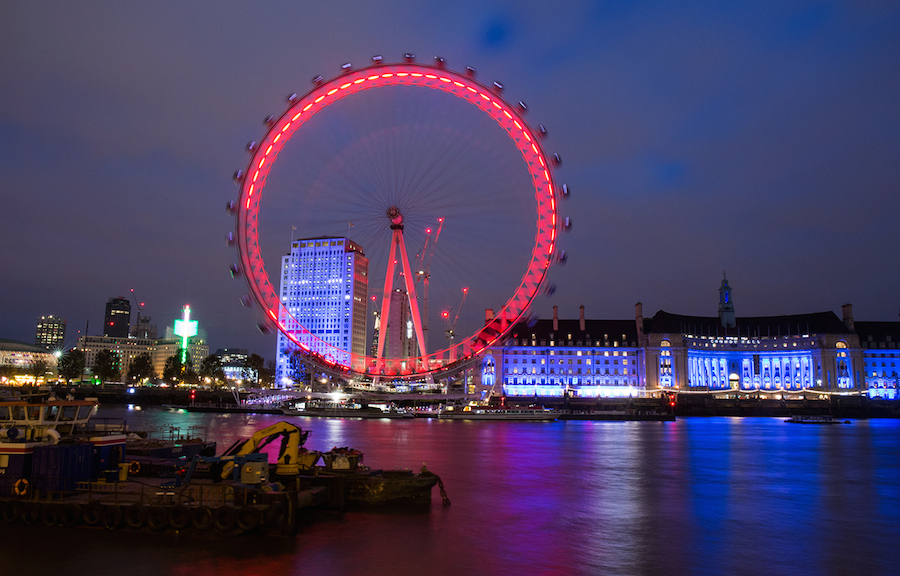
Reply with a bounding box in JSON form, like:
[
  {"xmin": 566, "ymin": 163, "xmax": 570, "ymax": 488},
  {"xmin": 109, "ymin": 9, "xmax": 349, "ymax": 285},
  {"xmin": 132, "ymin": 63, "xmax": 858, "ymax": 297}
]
[{"xmin": 485, "ymin": 276, "xmax": 893, "ymax": 399}]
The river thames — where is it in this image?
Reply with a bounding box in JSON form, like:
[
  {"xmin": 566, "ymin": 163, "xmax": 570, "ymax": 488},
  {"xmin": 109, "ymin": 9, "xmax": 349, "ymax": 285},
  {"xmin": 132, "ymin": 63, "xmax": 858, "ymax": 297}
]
[{"xmin": 3, "ymin": 406, "xmax": 899, "ymax": 576}]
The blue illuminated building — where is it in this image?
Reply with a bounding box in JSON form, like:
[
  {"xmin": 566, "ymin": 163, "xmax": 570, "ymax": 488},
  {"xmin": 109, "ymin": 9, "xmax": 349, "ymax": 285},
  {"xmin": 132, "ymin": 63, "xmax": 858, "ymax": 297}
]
[
  {"xmin": 486, "ymin": 277, "xmax": 884, "ymax": 399},
  {"xmin": 213, "ymin": 348, "xmax": 249, "ymax": 382},
  {"xmin": 644, "ymin": 277, "xmax": 865, "ymax": 393},
  {"xmin": 274, "ymin": 237, "xmax": 369, "ymax": 388},
  {"xmin": 485, "ymin": 305, "xmax": 643, "ymax": 398},
  {"xmin": 856, "ymin": 319, "xmax": 900, "ymax": 399},
  {"xmin": 645, "ymin": 307, "xmax": 862, "ymax": 393}
]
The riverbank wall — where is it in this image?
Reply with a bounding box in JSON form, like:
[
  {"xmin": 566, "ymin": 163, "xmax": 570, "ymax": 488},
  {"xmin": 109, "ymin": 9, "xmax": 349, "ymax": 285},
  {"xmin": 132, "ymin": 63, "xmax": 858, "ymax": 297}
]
[
  {"xmin": 513, "ymin": 394, "xmax": 900, "ymax": 418},
  {"xmin": 5, "ymin": 386, "xmax": 898, "ymax": 418}
]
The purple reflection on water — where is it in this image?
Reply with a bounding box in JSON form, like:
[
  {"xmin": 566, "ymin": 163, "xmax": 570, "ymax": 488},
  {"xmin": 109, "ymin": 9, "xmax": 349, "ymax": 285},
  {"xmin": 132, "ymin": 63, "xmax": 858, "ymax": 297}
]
[{"xmin": 3, "ymin": 408, "xmax": 897, "ymax": 576}]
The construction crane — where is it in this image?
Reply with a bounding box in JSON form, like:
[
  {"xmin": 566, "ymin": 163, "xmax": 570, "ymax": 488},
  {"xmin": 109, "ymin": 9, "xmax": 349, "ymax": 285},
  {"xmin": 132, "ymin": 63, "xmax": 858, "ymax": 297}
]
[
  {"xmin": 442, "ymin": 287, "xmax": 469, "ymax": 347},
  {"xmin": 129, "ymin": 288, "xmax": 144, "ymax": 338},
  {"xmin": 413, "ymin": 217, "xmax": 444, "ymax": 354}
]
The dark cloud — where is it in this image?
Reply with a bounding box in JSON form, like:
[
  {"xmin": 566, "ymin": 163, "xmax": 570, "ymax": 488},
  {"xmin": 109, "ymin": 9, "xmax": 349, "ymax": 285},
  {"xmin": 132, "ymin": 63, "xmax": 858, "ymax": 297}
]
[
  {"xmin": 481, "ymin": 15, "xmax": 514, "ymax": 50},
  {"xmin": 1, "ymin": 0, "xmax": 899, "ymax": 359}
]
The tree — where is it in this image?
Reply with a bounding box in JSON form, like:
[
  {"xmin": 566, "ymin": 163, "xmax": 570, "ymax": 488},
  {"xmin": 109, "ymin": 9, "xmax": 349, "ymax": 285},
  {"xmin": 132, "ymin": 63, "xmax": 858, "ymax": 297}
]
[
  {"xmin": 183, "ymin": 366, "xmax": 200, "ymax": 385},
  {"xmin": 163, "ymin": 354, "xmax": 183, "ymax": 382},
  {"xmin": 127, "ymin": 353, "xmax": 154, "ymax": 383},
  {"xmin": 58, "ymin": 349, "xmax": 85, "ymax": 383},
  {"xmin": 262, "ymin": 359, "xmax": 276, "ymax": 388},
  {"xmin": 0, "ymin": 365, "xmax": 17, "ymax": 382},
  {"xmin": 182, "ymin": 350, "xmax": 197, "ymax": 384},
  {"xmin": 242, "ymin": 353, "xmax": 265, "ymax": 387},
  {"xmin": 163, "ymin": 350, "xmax": 193, "ymax": 383},
  {"xmin": 199, "ymin": 354, "xmax": 226, "ymax": 385},
  {"xmin": 288, "ymin": 349, "xmax": 310, "ymax": 388},
  {"xmin": 29, "ymin": 359, "xmax": 49, "ymax": 383},
  {"xmin": 94, "ymin": 349, "xmax": 121, "ymax": 385}
]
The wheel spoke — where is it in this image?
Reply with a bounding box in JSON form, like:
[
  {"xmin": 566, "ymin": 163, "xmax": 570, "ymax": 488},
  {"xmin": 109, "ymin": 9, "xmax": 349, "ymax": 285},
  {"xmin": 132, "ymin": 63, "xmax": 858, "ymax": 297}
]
[{"xmin": 235, "ymin": 62, "xmax": 558, "ymax": 380}]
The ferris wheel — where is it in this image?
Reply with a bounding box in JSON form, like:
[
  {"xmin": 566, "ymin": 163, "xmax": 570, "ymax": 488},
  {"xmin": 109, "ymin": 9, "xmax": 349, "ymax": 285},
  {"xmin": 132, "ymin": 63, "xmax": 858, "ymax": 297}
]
[{"xmin": 227, "ymin": 54, "xmax": 568, "ymax": 382}]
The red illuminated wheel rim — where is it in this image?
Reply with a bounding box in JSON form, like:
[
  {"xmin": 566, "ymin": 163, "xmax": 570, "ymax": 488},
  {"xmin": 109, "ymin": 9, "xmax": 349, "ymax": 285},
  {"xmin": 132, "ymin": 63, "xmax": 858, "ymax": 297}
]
[{"xmin": 233, "ymin": 61, "xmax": 559, "ymax": 380}]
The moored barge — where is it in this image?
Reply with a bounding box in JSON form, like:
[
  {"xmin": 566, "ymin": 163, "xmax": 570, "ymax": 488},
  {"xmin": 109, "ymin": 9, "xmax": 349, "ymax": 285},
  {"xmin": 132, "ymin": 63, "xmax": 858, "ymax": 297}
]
[{"xmin": 1, "ymin": 398, "xmax": 442, "ymax": 535}]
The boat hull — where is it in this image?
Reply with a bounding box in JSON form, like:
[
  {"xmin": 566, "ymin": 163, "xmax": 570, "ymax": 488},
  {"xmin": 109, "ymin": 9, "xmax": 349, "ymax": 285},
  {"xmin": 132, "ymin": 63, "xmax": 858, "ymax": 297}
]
[
  {"xmin": 163, "ymin": 404, "xmax": 285, "ymax": 415},
  {"xmin": 785, "ymin": 415, "xmax": 849, "ymax": 424},
  {"xmin": 340, "ymin": 471, "xmax": 438, "ymax": 504},
  {"xmin": 561, "ymin": 412, "xmax": 675, "ymax": 421},
  {"xmin": 282, "ymin": 409, "xmax": 414, "ymax": 419},
  {"xmin": 438, "ymin": 411, "xmax": 557, "ymax": 421}
]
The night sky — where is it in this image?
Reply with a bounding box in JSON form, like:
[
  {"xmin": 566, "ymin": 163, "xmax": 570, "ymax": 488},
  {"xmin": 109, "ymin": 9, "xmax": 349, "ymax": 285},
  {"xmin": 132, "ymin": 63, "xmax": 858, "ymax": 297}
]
[{"xmin": 2, "ymin": 1, "xmax": 899, "ymax": 359}]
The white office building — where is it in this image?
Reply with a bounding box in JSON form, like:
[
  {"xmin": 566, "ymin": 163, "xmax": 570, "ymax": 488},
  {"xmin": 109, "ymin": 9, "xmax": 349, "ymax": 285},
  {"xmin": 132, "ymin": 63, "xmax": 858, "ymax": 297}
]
[{"xmin": 275, "ymin": 237, "xmax": 368, "ymax": 387}]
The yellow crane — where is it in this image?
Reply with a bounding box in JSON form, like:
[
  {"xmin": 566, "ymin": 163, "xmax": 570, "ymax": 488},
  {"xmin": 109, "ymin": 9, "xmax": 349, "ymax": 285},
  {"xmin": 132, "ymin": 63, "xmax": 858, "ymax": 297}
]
[{"xmin": 219, "ymin": 421, "xmax": 310, "ymax": 479}]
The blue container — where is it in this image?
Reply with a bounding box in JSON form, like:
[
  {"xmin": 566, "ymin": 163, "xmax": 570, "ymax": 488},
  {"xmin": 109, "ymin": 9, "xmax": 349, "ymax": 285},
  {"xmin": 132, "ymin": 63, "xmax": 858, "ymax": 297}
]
[
  {"xmin": 92, "ymin": 442, "xmax": 125, "ymax": 480},
  {"xmin": 32, "ymin": 444, "xmax": 93, "ymax": 492}
]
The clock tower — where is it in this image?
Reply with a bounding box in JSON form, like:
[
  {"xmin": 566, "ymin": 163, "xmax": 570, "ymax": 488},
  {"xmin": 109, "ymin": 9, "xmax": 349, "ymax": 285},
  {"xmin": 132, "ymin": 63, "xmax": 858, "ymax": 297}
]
[{"xmin": 718, "ymin": 273, "xmax": 736, "ymax": 328}]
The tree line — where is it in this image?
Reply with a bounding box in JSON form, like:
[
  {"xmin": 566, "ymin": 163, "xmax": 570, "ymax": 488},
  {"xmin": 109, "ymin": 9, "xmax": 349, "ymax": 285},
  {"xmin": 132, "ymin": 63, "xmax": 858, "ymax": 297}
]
[
  {"xmin": 4, "ymin": 347, "xmax": 331, "ymax": 391},
  {"xmin": 50, "ymin": 349, "xmax": 276, "ymax": 388}
]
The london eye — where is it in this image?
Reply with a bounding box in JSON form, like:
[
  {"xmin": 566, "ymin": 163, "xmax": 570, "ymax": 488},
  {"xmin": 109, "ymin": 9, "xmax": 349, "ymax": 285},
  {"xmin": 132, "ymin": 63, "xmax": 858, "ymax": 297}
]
[{"xmin": 228, "ymin": 55, "xmax": 567, "ymax": 382}]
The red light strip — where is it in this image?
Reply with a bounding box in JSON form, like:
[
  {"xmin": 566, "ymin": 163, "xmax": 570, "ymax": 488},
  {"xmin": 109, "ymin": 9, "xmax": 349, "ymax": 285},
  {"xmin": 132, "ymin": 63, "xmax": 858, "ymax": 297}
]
[{"xmin": 235, "ymin": 62, "xmax": 557, "ymax": 378}]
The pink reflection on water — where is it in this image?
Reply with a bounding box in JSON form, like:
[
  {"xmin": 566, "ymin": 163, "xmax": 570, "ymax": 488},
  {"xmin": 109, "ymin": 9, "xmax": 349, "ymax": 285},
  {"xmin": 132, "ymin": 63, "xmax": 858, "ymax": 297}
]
[{"xmin": 54, "ymin": 407, "xmax": 900, "ymax": 576}]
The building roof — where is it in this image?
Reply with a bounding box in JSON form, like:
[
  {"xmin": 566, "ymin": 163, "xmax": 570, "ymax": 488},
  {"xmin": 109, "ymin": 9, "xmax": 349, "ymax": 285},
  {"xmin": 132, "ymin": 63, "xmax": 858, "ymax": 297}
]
[
  {"xmin": 507, "ymin": 318, "xmax": 640, "ymax": 346},
  {"xmin": 290, "ymin": 236, "xmax": 365, "ymax": 256},
  {"xmin": 214, "ymin": 348, "xmax": 248, "ymax": 356},
  {"xmin": 854, "ymin": 321, "xmax": 900, "ymax": 344},
  {"xmin": 644, "ymin": 310, "xmax": 854, "ymax": 337},
  {"xmin": 0, "ymin": 339, "xmax": 52, "ymax": 354}
]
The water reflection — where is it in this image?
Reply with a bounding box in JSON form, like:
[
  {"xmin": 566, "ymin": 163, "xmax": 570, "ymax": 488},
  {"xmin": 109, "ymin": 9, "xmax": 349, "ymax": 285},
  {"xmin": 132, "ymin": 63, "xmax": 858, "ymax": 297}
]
[{"xmin": 4, "ymin": 409, "xmax": 897, "ymax": 576}]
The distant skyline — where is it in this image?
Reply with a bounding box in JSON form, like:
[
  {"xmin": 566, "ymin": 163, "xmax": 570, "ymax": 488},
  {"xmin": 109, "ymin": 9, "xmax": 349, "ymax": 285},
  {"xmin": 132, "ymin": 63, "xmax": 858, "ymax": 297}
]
[{"xmin": 2, "ymin": 2, "xmax": 899, "ymax": 358}]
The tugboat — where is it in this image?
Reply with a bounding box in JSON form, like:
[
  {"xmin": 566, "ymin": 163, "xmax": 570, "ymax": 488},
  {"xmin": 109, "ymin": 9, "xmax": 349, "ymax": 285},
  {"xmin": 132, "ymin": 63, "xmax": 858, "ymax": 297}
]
[
  {"xmin": 0, "ymin": 396, "xmax": 100, "ymax": 438},
  {"xmin": 282, "ymin": 399, "xmax": 415, "ymax": 419},
  {"xmin": 785, "ymin": 414, "xmax": 851, "ymax": 424},
  {"xmin": 0, "ymin": 395, "xmax": 127, "ymax": 498},
  {"xmin": 438, "ymin": 404, "xmax": 558, "ymax": 421}
]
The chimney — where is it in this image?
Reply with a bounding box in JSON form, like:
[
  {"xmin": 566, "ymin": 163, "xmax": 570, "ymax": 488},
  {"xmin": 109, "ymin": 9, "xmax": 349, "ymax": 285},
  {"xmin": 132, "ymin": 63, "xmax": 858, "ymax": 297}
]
[
  {"xmin": 635, "ymin": 302, "xmax": 644, "ymax": 342},
  {"xmin": 842, "ymin": 303, "xmax": 855, "ymax": 332},
  {"xmin": 552, "ymin": 305, "xmax": 558, "ymax": 332},
  {"xmin": 579, "ymin": 305, "xmax": 585, "ymax": 331},
  {"xmin": 485, "ymin": 308, "xmax": 494, "ymax": 323}
]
